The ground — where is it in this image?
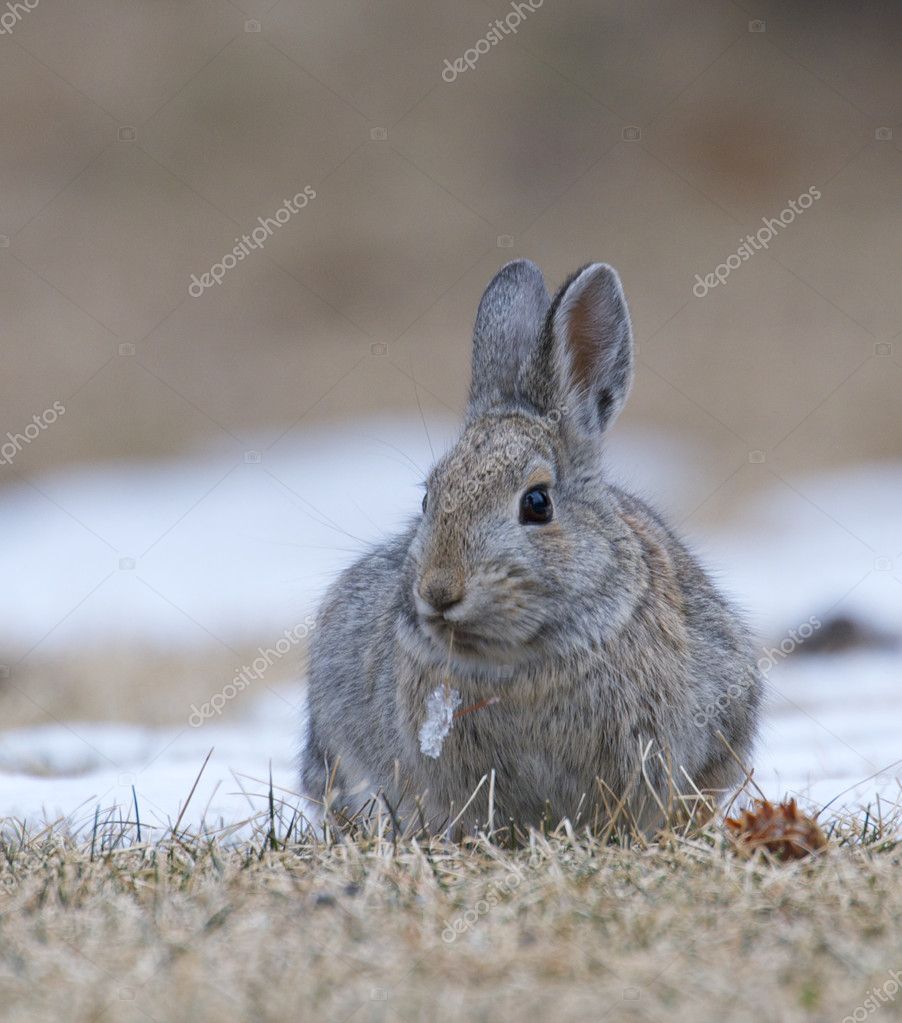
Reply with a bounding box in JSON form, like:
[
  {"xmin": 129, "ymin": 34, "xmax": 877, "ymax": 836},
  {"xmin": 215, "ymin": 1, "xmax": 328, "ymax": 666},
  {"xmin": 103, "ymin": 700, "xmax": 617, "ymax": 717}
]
[{"xmin": 0, "ymin": 801, "xmax": 900, "ymax": 1023}]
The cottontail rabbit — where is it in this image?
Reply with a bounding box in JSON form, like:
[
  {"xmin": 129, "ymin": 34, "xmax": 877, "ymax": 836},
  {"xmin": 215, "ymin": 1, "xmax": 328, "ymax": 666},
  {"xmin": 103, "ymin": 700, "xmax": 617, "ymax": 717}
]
[{"xmin": 301, "ymin": 260, "xmax": 761, "ymax": 834}]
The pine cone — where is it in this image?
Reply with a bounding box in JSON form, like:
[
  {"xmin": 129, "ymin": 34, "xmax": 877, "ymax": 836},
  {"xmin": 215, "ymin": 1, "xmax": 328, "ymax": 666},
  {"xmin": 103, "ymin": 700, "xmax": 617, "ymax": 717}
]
[{"xmin": 725, "ymin": 799, "xmax": 827, "ymax": 860}]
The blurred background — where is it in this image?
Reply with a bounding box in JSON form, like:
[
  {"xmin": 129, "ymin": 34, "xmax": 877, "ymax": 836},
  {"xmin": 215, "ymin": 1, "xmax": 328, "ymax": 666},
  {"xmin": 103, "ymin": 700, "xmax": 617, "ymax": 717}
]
[{"xmin": 1, "ymin": 0, "xmax": 900, "ymax": 828}]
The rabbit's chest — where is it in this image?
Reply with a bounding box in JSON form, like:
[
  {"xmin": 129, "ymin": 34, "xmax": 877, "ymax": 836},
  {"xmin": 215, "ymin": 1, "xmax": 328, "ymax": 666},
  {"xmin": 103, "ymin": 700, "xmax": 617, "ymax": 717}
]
[
  {"xmin": 408, "ymin": 671, "xmax": 614, "ymax": 789},
  {"xmin": 432, "ymin": 704, "xmax": 613, "ymax": 824}
]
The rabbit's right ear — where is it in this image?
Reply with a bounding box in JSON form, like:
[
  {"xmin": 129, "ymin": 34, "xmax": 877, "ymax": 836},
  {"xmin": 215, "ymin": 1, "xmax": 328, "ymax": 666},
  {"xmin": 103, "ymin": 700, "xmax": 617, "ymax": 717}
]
[
  {"xmin": 468, "ymin": 260, "xmax": 550, "ymax": 416},
  {"xmin": 525, "ymin": 263, "xmax": 633, "ymax": 439}
]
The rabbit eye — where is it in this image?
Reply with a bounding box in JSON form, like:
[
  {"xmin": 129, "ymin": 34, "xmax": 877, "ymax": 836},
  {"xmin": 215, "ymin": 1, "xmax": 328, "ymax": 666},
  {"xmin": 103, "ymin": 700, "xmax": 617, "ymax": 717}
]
[
  {"xmin": 422, "ymin": 492, "xmax": 428, "ymax": 514},
  {"xmin": 520, "ymin": 486, "xmax": 553, "ymax": 524}
]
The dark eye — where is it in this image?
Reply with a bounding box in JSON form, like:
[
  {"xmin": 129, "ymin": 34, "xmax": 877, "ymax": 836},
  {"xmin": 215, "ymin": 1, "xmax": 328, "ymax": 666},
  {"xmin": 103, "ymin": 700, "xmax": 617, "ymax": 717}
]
[
  {"xmin": 422, "ymin": 491, "xmax": 428, "ymax": 514},
  {"xmin": 520, "ymin": 486, "xmax": 553, "ymax": 524}
]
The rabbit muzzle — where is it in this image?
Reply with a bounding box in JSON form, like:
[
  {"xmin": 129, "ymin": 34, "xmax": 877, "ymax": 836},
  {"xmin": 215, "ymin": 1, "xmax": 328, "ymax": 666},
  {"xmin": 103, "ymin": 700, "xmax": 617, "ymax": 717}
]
[{"xmin": 411, "ymin": 558, "xmax": 546, "ymax": 662}]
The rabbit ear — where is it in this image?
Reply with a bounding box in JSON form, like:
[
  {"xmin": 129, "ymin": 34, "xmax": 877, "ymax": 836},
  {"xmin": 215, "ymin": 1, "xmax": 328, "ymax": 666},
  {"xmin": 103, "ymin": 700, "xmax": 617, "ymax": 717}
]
[
  {"xmin": 468, "ymin": 260, "xmax": 550, "ymax": 415},
  {"xmin": 527, "ymin": 263, "xmax": 633, "ymax": 436}
]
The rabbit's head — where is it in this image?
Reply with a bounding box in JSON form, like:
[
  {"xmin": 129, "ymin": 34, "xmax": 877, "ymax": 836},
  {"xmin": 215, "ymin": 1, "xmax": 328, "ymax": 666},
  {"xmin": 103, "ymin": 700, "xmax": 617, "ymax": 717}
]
[{"xmin": 403, "ymin": 260, "xmax": 638, "ymax": 671}]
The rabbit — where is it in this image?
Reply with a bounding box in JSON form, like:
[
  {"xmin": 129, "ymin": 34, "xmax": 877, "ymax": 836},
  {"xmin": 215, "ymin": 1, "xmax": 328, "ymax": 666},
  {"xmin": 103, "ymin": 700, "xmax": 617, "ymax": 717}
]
[{"xmin": 301, "ymin": 260, "xmax": 761, "ymax": 835}]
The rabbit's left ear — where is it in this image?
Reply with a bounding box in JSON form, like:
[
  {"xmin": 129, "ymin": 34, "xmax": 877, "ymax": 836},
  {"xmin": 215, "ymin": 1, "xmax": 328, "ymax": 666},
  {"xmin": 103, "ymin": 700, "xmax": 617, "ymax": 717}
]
[{"xmin": 528, "ymin": 263, "xmax": 633, "ymax": 436}]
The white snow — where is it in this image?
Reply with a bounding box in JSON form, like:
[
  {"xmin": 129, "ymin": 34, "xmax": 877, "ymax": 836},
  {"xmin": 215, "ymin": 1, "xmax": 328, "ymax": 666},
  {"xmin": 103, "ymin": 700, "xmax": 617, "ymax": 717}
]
[
  {"xmin": 418, "ymin": 685, "xmax": 462, "ymax": 759},
  {"xmin": 1, "ymin": 421, "xmax": 900, "ymax": 833},
  {"xmin": 0, "ymin": 419, "xmax": 449, "ymax": 657},
  {"xmin": 0, "ymin": 685, "xmax": 306, "ymax": 837},
  {"xmin": 755, "ymin": 650, "xmax": 902, "ymax": 811},
  {"xmin": 703, "ymin": 462, "xmax": 902, "ymax": 640}
]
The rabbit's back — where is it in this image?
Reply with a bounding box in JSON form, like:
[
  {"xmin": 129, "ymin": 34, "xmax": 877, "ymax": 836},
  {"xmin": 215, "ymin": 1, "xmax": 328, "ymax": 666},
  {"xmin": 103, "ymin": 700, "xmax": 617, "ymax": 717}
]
[
  {"xmin": 301, "ymin": 528, "xmax": 413, "ymax": 805},
  {"xmin": 605, "ymin": 486, "xmax": 761, "ymax": 786}
]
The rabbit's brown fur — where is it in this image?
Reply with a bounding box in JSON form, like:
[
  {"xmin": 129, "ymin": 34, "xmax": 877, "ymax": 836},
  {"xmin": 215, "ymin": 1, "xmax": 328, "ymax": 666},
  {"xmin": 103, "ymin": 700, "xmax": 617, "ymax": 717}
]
[{"xmin": 301, "ymin": 261, "xmax": 761, "ymax": 833}]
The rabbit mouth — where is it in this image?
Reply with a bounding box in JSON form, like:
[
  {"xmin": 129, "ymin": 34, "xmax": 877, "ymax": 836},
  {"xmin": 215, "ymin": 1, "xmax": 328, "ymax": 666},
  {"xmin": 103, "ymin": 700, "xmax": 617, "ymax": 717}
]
[
  {"xmin": 422, "ymin": 616, "xmax": 481, "ymax": 649},
  {"xmin": 411, "ymin": 583, "xmax": 542, "ymax": 660},
  {"xmin": 416, "ymin": 612, "xmax": 492, "ymax": 655},
  {"xmin": 418, "ymin": 614, "xmax": 529, "ymax": 661}
]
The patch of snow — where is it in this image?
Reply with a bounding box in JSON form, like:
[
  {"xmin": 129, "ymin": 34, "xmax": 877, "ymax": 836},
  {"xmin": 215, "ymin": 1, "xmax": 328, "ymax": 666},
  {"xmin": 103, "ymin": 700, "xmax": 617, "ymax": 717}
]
[
  {"xmin": 0, "ymin": 684, "xmax": 306, "ymax": 835},
  {"xmin": 704, "ymin": 462, "xmax": 902, "ymax": 641},
  {"xmin": 0, "ymin": 419, "xmax": 451, "ymax": 656},
  {"xmin": 755, "ymin": 650, "xmax": 902, "ymax": 810}
]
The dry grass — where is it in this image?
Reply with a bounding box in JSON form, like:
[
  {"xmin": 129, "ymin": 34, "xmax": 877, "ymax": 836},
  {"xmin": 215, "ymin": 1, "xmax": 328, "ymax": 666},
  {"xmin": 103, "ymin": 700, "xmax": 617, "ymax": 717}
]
[
  {"xmin": 1, "ymin": 792, "xmax": 900, "ymax": 1023},
  {"xmin": 0, "ymin": 641, "xmax": 307, "ymax": 729}
]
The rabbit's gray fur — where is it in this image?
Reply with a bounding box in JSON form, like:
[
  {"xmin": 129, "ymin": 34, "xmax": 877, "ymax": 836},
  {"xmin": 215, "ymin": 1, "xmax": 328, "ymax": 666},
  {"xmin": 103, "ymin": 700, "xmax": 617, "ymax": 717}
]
[{"xmin": 301, "ymin": 260, "xmax": 761, "ymax": 833}]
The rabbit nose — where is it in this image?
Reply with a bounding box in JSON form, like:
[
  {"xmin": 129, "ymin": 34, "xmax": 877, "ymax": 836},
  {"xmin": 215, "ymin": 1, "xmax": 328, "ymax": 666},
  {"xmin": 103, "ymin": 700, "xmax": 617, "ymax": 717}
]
[{"xmin": 418, "ymin": 575, "xmax": 464, "ymax": 615}]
